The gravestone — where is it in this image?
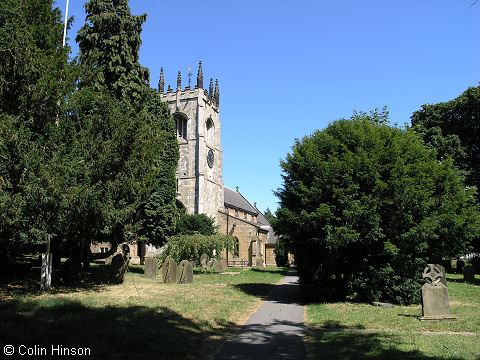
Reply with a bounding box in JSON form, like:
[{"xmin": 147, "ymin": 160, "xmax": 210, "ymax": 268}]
[
  {"xmin": 200, "ymin": 253, "xmax": 210, "ymax": 271},
  {"xmin": 185, "ymin": 261, "xmax": 194, "ymax": 283},
  {"xmin": 176, "ymin": 260, "xmax": 194, "ymax": 284},
  {"xmin": 214, "ymin": 257, "xmax": 227, "ymax": 272},
  {"xmin": 61, "ymin": 258, "xmax": 83, "ymax": 286},
  {"xmin": 456, "ymin": 259, "xmax": 464, "ymax": 274},
  {"xmin": 144, "ymin": 257, "xmax": 158, "ymax": 279},
  {"xmin": 109, "ymin": 253, "xmax": 129, "ymax": 284},
  {"xmin": 463, "ymin": 264, "xmax": 475, "ymax": 283},
  {"xmin": 162, "ymin": 256, "xmax": 177, "ymax": 283},
  {"xmin": 420, "ymin": 264, "xmax": 456, "ymax": 321},
  {"xmin": 256, "ymin": 256, "xmax": 265, "ymax": 270}
]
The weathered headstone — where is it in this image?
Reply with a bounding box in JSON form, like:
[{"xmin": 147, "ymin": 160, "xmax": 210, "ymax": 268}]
[
  {"xmin": 200, "ymin": 253, "xmax": 210, "ymax": 271},
  {"xmin": 420, "ymin": 264, "xmax": 456, "ymax": 321},
  {"xmin": 214, "ymin": 257, "xmax": 227, "ymax": 272},
  {"xmin": 109, "ymin": 252, "xmax": 129, "ymax": 284},
  {"xmin": 162, "ymin": 256, "xmax": 177, "ymax": 283},
  {"xmin": 463, "ymin": 264, "xmax": 475, "ymax": 283},
  {"xmin": 176, "ymin": 260, "xmax": 194, "ymax": 284},
  {"xmin": 144, "ymin": 257, "xmax": 158, "ymax": 279},
  {"xmin": 185, "ymin": 261, "xmax": 194, "ymax": 283},
  {"xmin": 256, "ymin": 256, "xmax": 265, "ymax": 270}
]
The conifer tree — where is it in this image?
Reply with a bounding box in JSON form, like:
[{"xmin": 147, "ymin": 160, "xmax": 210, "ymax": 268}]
[
  {"xmin": 0, "ymin": 0, "xmax": 72, "ymax": 260},
  {"xmin": 76, "ymin": 0, "xmax": 150, "ymax": 104}
]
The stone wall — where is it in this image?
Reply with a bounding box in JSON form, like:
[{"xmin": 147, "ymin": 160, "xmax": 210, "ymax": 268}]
[
  {"xmin": 218, "ymin": 210, "xmax": 267, "ymax": 267},
  {"xmin": 265, "ymin": 244, "xmax": 276, "ymax": 266}
]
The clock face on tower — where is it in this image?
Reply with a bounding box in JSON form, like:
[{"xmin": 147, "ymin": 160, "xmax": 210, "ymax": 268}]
[{"xmin": 207, "ymin": 149, "xmax": 214, "ymax": 168}]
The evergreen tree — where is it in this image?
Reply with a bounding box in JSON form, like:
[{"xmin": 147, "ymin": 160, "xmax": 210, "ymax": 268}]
[
  {"xmin": 76, "ymin": 0, "xmax": 150, "ymax": 104},
  {"xmin": 0, "ymin": 0, "xmax": 72, "ymax": 260},
  {"xmin": 56, "ymin": 0, "xmax": 179, "ymax": 264},
  {"xmin": 275, "ymin": 111, "xmax": 479, "ymax": 304}
]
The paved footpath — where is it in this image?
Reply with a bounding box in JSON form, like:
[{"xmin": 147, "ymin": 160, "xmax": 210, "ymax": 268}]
[{"xmin": 214, "ymin": 270, "xmax": 308, "ymax": 360}]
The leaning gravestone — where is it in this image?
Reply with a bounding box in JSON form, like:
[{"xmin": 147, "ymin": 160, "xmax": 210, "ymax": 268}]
[
  {"xmin": 109, "ymin": 252, "xmax": 129, "ymax": 284},
  {"xmin": 420, "ymin": 264, "xmax": 456, "ymax": 321},
  {"xmin": 144, "ymin": 257, "xmax": 158, "ymax": 279},
  {"xmin": 176, "ymin": 260, "xmax": 194, "ymax": 284},
  {"xmin": 200, "ymin": 253, "xmax": 210, "ymax": 271},
  {"xmin": 162, "ymin": 256, "xmax": 177, "ymax": 283}
]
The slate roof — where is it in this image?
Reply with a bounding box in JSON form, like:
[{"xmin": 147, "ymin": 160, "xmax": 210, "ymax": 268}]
[
  {"xmin": 224, "ymin": 186, "xmax": 258, "ymax": 215},
  {"xmin": 223, "ymin": 186, "xmax": 278, "ymax": 245}
]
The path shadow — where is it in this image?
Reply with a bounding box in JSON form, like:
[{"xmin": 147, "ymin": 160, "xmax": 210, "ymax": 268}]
[
  {"xmin": 233, "ymin": 283, "xmax": 276, "ymax": 301},
  {"xmin": 250, "ymin": 267, "xmax": 291, "ymax": 276},
  {"xmin": 0, "ymin": 297, "xmax": 239, "ymax": 360},
  {"xmin": 215, "ymin": 319, "xmax": 308, "ymax": 360}
]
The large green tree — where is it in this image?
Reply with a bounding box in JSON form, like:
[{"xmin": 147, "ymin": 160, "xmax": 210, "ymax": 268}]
[
  {"xmin": 0, "ymin": 0, "xmax": 72, "ymax": 260},
  {"xmin": 275, "ymin": 112, "xmax": 479, "ymax": 304},
  {"xmin": 55, "ymin": 0, "xmax": 178, "ymax": 263}
]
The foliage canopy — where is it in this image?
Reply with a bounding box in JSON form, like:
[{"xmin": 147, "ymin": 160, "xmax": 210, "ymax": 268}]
[{"xmin": 411, "ymin": 86, "xmax": 480, "ymax": 198}]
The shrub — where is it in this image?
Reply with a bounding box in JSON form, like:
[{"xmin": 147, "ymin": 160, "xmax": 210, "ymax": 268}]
[{"xmin": 159, "ymin": 234, "xmax": 236, "ymax": 265}]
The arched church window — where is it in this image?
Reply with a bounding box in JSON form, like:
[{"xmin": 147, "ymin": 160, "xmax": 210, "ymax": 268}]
[{"xmin": 175, "ymin": 114, "xmax": 188, "ymax": 140}]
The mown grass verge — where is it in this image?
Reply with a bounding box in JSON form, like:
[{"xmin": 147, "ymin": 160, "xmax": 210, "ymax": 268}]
[
  {"xmin": 0, "ymin": 258, "xmax": 288, "ymax": 360},
  {"xmin": 305, "ymin": 274, "xmax": 480, "ymax": 360}
]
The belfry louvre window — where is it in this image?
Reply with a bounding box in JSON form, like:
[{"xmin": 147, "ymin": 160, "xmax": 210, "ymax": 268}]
[{"xmin": 176, "ymin": 116, "xmax": 187, "ymax": 140}]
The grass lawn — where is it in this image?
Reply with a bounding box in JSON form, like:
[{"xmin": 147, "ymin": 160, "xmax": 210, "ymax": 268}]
[
  {"xmin": 305, "ymin": 274, "xmax": 480, "ymax": 360},
  {"xmin": 0, "ymin": 257, "xmax": 288, "ymax": 360}
]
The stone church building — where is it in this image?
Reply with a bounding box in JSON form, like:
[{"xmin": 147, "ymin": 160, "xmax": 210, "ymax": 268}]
[
  {"xmin": 160, "ymin": 61, "xmax": 277, "ymax": 267},
  {"xmin": 93, "ymin": 62, "xmax": 277, "ymax": 266}
]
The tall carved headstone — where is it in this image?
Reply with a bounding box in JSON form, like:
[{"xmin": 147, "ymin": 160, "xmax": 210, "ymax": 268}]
[
  {"xmin": 176, "ymin": 260, "xmax": 194, "ymax": 284},
  {"xmin": 420, "ymin": 264, "xmax": 456, "ymax": 321},
  {"xmin": 162, "ymin": 257, "xmax": 177, "ymax": 284},
  {"xmin": 200, "ymin": 253, "xmax": 210, "ymax": 271},
  {"xmin": 144, "ymin": 257, "xmax": 158, "ymax": 279}
]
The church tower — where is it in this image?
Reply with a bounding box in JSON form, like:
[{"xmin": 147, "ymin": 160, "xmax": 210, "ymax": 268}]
[{"xmin": 159, "ymin": 62, "xmax": 224, "ymax": 220}]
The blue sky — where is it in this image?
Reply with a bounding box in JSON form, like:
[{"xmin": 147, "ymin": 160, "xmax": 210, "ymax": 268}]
[{"xmin": 56, "ymin": 0, "xmax": 479, "ymax": 214}]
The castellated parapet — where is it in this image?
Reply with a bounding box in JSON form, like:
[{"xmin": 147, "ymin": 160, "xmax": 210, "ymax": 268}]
[{"xmin": 159, "ymin": 61, "xmax": 224, "ymax": 222}]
